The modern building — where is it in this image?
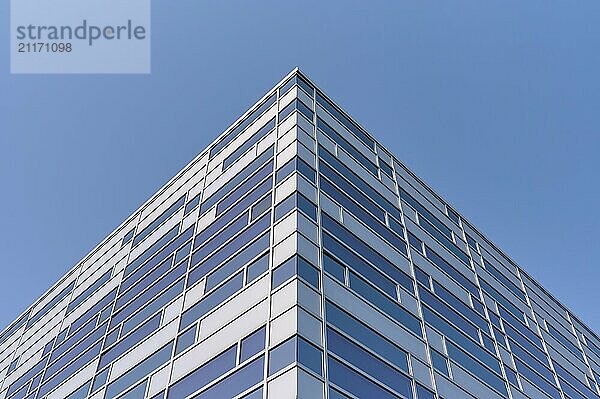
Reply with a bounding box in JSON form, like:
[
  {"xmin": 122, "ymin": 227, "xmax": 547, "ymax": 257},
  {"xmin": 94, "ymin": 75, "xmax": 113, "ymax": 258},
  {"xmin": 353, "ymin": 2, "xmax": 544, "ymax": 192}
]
[{"xmin": 1, "ymin": 69, "xmax": 599, "ymax": 399}]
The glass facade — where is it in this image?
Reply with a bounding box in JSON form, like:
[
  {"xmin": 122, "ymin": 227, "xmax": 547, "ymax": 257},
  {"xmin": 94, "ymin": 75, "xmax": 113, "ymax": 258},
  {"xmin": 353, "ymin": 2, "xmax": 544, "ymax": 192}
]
[{"xmin": 1, "ymin": 68, "xmax": 599, "ymax": 399}]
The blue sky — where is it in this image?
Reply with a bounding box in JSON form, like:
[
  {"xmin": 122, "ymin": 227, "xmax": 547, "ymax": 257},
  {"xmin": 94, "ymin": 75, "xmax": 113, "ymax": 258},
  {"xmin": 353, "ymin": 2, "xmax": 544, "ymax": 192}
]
[{"xmin": 1, "ymin": 0, "xmax": 599, "ymax": 334}]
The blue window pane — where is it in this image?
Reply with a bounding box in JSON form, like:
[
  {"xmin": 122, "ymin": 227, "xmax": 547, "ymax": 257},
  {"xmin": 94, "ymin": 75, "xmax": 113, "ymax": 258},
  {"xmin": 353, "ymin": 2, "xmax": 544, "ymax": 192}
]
[
  {"xmin": 414, "ymin": 267, "xmax": 430, "ymax": 287},
  {"xmin": 273, "ymin": 192, "xmax": 317, "ymax": 222},
  {"xmin": 508, "ymin": 338, "xmax": 553, "ymax": 380},
  {"xmin": 275, "ymin": 157, "xmax": 317, "ymax": 186},
  {"xmin": 322, "ymin": 180, "xmax": 404, "ymax": 249},
  {"xmin": 297, "ymin": 194, "xmax": 317, "ymax": 221},
  {"xmin": 327, "ymin": 328, "xmax": 411, "ymax": 398},
  {"xmin": 274, "ymin": 194, "xmax": 294, "ymax": 221},
  {"xmin": 407, "ymin": 231, "xmax": 423, "ymax": 253},
  {"xmin": 275, "ymin": 158, "xmax": 296, "ymax": 185},
  {"xmin": 55, "ymin": 328, "xmax": 68, "ymax": 345},
  {"xmin": 416, "ymin": 384, "xmax": 434, "ymax": 399},
  {"xmin": 419, "ymin": 286, "xmax": 482, "ymax": 339},
  {"xmin": 176, "ymin": 325, "xmax": 197, "ymax": 356},
  {"xmin": 69, "ymin": 288, "xmax": 116, "ymax": 334},
  {"xmin": 399, "ymin": 189, "xmax": 452, "ymax": 239},
  {"xmin": 546, "ymin": 323, "xmax": 584, "ymax": 361},
  {"xmin": 191, "ymin": 232, "xmax": 269, "ymax": 289},
  {"xmin": 422, "ymin": 306, "xmax": 500, "ymax": 374},
  {"xmin": 323, "ymin": 253, "xmax": 345, "ymax": 283},
  {"xmin": 122, "ymin": 229, "xmax": 135, "ymax": 246},
  {"xmin": 223, "ymin": 117, "xmax": 276, "ymax": 169},
  {"xmin": 121, "ymin": 278, "xmax": 185, "ymax": 336},
  {"xmin": 8, "ymin": 358, "xmax": 18, "ymax": 374},
  {"xmin": 45, "ymin": 321, "xmax": 108, "ymax": 380},
  {"xmin": 202, "ymin": 147, "xmax": 274, "ymax": 213},
  {"xmin": 197, "ymin": 179, "xmax": 270, "ymax": 246},
  {"xmin": 66, "ymin": 382, "xmax": 91, "ymax": 399},
  {"xmin": 446, "ymin": 341, "xmax": 507, "ymax": 397},
  {"xmin": 246, "ymin": 253, "xmax": 270, "ymax": 283},
  {"xmin": 424, "ymin": 245, "xmax": 478, "ymax": 297},
  {"xmin": 68, "ymin": 269, "xmax": 112, "ymax": 313},
  {"xmin": 38, "ymin": 341, "xmax": 103, "ymax": 398},
  {"xmin": 192, "ymin": 356, "xmax": 264, "ymax": 399},
  {"xmin": 319, "ymin": 147, "xmax": 398, "ymax": 218},
  {"xmin": 104, "ymin": 328, "xmax": 119, "ymax": 348},
  {"xmin": 466, "ymin": 234, "xmax": 478, "ymax": 251},
  {"xmin": 100, "ymin": 313, "xmax": 161, "ymax": 368},
  {"xmin": 328, "ymin": 357, "xmax": 402, "ymax": 399},
  {"xmin": 251, "ymin": 194, "xmax": 271, "ymax": 220},
  {"xmin": 168, "ymin": 345, "xmax": 237, "ymax": 399},
  {"xmin": 272, "ymin": 255, "xmax": 318, "ymax": 289},
  {"xmin": 105, "ymin": 342, "xmax": 173, "ymax": 399},
  {"xmin": 298, "ymin": 337, "xmax": 322, "ymax": 376},
  {"xmin": 472, "ymin": 297, "xmax": 485, "ymax": 316},
  {"xmin": 349, "ymin": 272, "xmax": 421, "ymax": 336},
  {"xmin": 483, "ymin": 259, "xmax": 526, "ymax": 302},
  {"xmin": 514, "ymin": 358, "xmax": 561, "ymax": 399},
  {"xmin": 239, "ymin": 387, "xmax": 263, "ymax": 399},
  {"xmin": 240, "ymin": 326, "xmax": 266, "ymax": 363},
  {"xmin": 320, "ymin": 163, "xmax": 386, "ymax": 222},
  {"xmin": 482, "ymin": 333, "xmax": 495, "ymax": 353},
  {"xmin": 504, "ymin": 366, "xmax": 519, "ymax": 386},
  {"xmin": 318, "ymin": 120, "xmax": 378, "ymax": 176},
  {"xmin": 430, "ymin": 350, "xmax": 449, "ymax": 376},
  {"xmin": 322, "ymin": 214, "xmax": 410, "ymax": 285},
  {"xmin": 133, "ymin": 195, "xmax": 185, "ymax": 246},
  {"xmin": 120, "ymin": 380, "xmax": 147, "ymax": 399},
  {"xmin": 329, "ymin": 388, "xmax": 352, "ymax": 399},
  {"xmin": 190, "ymin": 217, "xmax": 270, "ymax": 281},
  {"xmin": 194, "ymin": 212, "xmax": 249, "ymax": 257},
  {"xmin": 272, "ymin": 257, "xmax": 296, "ymax": 289},
  {"xmin": 297, "ymin": 159, "xmax": 316, "ymax": 184},
  {"xmin": 298, "ymin": 257, "xmax": 320, "ymax": 289},
  {"xmin": 325, "ymin": 302, "xmax": 409, "ymax": 373},
  {"xmin": 323, "ymin": 233, "xmax": 398, "ymax": 297},
  {"xmin": 279, "ymin": 99, "xmax": 313, "ymax": 123},
  {"xmin": 205, "ymin": 241, "xmax": 261, "ymax": 292},
  {"xmin": 7, "ymin": 357, "xmax": 48, "ymax": 396},
  {"xmin": 268, "ymin": 337, "xmax": 296, "ymax": 376},
  {"xmin": 173, "ymin": 242, "xmax": 191, "ymax": 266},
  {"xmin": 112, "ymin": 263, "xmax": 186, "ymax": 327},
  {"xmin": 180, "ymin": 272, "xmax": 244, "ymax": 331},
  {"xmin": 92, "ymin": 368, "xmax": 109, "ymax": 392},
  {"xmin": 125, "ymin": 224, "xmax": 193, "ymax": 279},
  {"xmin": 215, "ymin": 161, "xmax": 273, "ymax": 215},
  {"xmin": 379, "ymin": 158, "xmax": 394, "ymax": 177},
  {"xmin": 116, "ymin": 255, "xmax": 174, "ymax": 310},
  {"xmin": 54, "ymin": 317, "xmax": 99, "ymax": 363},
  {"xmin": 280, "ymin": 74, "xmax": 313, "ymax": 97},
  {"xmin": 185, "ymin": 194, "xmax": 200, "ymax": 216},
  {"xmin": 26, "ymin": 280, "xmax": 75, "ymax": 329}
]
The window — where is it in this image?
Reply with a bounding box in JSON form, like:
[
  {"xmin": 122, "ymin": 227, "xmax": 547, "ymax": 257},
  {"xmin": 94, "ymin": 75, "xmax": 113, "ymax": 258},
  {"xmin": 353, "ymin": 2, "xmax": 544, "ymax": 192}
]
[
  {"xmin": 240, "ymin": 326, "xmax": 266, "ymax": 363},
  {"xmin": 175, "ymin": 325, "xmax": 197, "ymax": 355},
  {"xmin": 132, "ymin": 195, "xmax": 185, "ymax": 247},
  {"xmin": 327, "ymin": 327, "xmax": 411, "ymax": 397},
  {"xmin": 272, "ymin": 256, "xmax": 319, "ymax": 290},
  {"xmin": 184, "ymin": 194, "xmax": 200, "ymax": 215},
  {"xmin": 268, "ymin": 336, "xmax": 322, "ymax": 376},
  {"xmin": 430, "ymin": 349, "xmax": 449, "ymax": 376}
]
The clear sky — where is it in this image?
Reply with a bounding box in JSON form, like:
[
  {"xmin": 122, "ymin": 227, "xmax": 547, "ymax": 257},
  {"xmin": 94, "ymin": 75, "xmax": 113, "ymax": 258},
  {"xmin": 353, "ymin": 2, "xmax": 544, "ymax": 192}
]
[{"xmin": 1, "ymin": 0, "xmax": 599, "ymax": 334}]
